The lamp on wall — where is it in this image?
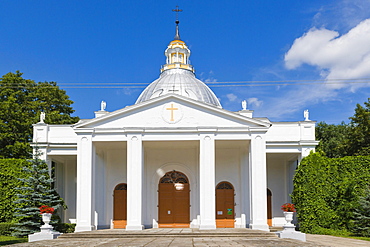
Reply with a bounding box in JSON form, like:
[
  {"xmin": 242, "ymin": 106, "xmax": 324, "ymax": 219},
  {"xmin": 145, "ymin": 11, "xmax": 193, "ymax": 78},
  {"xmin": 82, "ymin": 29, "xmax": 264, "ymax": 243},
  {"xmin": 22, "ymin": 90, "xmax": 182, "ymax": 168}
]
[{"xmin": 174, "ymin": 183, "xmax": 185, "ymax": 190}]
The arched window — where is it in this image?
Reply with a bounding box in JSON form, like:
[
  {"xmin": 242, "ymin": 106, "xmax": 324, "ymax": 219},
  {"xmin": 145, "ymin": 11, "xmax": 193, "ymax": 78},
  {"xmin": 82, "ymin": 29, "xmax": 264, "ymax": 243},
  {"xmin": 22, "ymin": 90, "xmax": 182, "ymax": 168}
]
[
  {"xmin": 216, "ymin": 181, "xmax": 234, "ymax": 190},
  {"xmin": 114, "ymin": 183, "xmax": 127, "ymax": 191},
  {"xmin": 160, "ymin": 170, "xmax": 189, "ymax": 184}
]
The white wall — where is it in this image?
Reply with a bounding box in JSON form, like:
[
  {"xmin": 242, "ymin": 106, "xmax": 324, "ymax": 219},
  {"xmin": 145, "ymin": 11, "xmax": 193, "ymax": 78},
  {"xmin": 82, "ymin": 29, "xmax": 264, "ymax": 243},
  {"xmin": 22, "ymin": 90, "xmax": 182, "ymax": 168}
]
[
  {"xmin": 215, "ymin": 140, "xmax": 249, "ymax": 228},
  {"xmin": 104, "ymin": 143, "xmax": 127, "ymax": 228},
  {"xmin": 143, "ymin": 141, "xmax": 199, "ymax": 227},
  {"xmin": 52, "ymin": 156, "xmax": 77, "ymax": 223},
  {"xmin": 267, "ymin": 154, "xmax": 299, "ymax": 226},
  {"xmin": 64, "ymin": 159, "xmax": 77, "ymax": 222},
  {"xmin": 94, "ymin": 151, "xmax": 107, "ymax": 228}
]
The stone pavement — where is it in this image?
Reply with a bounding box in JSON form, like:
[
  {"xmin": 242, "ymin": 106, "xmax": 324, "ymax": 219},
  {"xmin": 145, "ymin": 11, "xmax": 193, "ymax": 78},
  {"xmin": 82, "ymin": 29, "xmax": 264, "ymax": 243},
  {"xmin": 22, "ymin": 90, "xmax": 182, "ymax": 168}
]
[{"xmin": 5, "ymin": 228, "xmax": 370, "ymax": 247}]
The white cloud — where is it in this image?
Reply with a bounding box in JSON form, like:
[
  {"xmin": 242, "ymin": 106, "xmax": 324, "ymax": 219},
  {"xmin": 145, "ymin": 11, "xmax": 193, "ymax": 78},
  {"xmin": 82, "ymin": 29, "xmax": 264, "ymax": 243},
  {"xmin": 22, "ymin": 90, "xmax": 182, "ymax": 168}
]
[
  {"xmin": 226, "ymin": 93, "xmax": 238, "ymax": 102},
  {"xmin": 285, "ymin": 18, "xmax": 370, "ymax": 88},
  {"xmin": 259, "ymin": 84, "xmax": 338, "ymax": 119},
  {"xmin": 312, "ymin": 0, "xmax": 370, "ymax": 31},
  {"xmin": 247, "ymin": 98, "xmax": 263, "ymax": 108},
  {"xmin": 200, "ymin": 70, "xmax": 217, "ymax": 83},
  {"xmin": 255, "ymin": 1, "xmax": 370, "ymax": 121}
]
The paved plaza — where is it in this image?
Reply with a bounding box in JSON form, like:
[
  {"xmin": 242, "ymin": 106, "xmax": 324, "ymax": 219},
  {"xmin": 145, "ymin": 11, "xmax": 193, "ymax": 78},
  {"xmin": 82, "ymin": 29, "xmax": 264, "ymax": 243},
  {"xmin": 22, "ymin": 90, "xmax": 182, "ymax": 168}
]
[{"xmin": 5, "ymin": 228, "xmax": 370, "ymax": 247}]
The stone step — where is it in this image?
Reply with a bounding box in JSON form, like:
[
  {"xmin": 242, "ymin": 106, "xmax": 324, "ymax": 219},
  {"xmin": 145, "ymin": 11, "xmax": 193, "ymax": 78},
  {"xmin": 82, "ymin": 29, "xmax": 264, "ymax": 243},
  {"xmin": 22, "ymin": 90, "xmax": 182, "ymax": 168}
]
[
  {"xmin": 269, "ymin": 226, "xmax": 284, "ymax": 232},
  {"xmin": 59, "ymin": 229, "xmax": 278, "ymax": 239}
]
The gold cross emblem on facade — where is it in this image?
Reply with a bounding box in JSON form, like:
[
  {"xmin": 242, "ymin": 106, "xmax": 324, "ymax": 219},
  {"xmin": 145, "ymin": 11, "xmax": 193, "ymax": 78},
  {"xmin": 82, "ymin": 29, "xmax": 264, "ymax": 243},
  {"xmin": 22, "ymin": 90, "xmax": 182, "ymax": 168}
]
[{"xmin": 166, "ymin": 103, "xmax": 178, "ymax": 121}]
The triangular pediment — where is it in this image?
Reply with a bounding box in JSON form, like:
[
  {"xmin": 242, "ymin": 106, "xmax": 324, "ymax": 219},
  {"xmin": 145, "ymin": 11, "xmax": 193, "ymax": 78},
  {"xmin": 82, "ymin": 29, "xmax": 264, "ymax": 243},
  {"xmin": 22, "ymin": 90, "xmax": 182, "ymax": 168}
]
[{"xmin": 74, "ymin": 95, "xmax": 270, "ymax": 130}]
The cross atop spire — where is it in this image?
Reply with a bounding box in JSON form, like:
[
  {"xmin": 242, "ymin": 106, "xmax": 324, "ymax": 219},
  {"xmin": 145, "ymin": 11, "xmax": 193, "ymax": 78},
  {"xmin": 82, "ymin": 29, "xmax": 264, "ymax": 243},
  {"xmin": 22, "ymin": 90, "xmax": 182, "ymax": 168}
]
[
  {"xmin": 172, "ymin": 6, "xmax": 182, "ymax": 40},
  {"xmin": 172, "ymin": 6, "xmax": 182, "ymax": 21}
]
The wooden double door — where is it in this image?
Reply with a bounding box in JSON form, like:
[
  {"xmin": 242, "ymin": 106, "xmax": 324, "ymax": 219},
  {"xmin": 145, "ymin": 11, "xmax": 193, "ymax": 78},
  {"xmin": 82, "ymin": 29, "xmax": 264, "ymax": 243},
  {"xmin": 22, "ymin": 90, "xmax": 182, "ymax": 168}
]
[
  {"xmin": 158, "ymin": 171, "xmax": 190, "ymax": 228},
  {"xmin": 216, "ymin": 182, "xmax": 235, "ymax": 228}
]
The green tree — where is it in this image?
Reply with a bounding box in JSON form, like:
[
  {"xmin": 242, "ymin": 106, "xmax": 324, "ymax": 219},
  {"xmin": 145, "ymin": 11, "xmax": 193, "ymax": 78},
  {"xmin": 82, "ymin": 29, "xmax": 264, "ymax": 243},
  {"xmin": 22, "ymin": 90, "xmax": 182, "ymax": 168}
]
[
  {"xmin": 316, "ymin": 121, "xmax": 351, "ymax": 158},
  {"xmin": 352, "ymin": 187, "xmax": 370, "ymax": 237},
  {"xmin": 0, "ymin": 71, "xmax": 79, "ymax": 158},
  {"xmin": 315, "ymin": 98, "xmax": 370, "ymax": 158},
  {"xmin": 348, "ymin": 98, "xmax": 370, "ymax": 156},
  {"xmin": 12, "ymin": 147, "xmax": 65, "ymax": 237}
]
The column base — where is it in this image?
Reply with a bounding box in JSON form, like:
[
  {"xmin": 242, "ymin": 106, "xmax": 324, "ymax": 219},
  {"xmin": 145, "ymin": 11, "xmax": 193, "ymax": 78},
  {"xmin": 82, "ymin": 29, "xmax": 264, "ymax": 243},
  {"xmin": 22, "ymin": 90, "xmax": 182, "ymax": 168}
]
[
  {"xmin": 276, "ymin": 229, "xmax": 306, "ymax": 242},
  {"xmin": 249, "ymin": 224, "xmax": 270, "ymax": 231},
  {"xmin": 199, "ymin": 224, "xmax": 216, "ymax": 230},
  {"xmin": 74, "ymin": 225, "xmax": 94, "ymax": 232},
  {"xmin": 126, "ymin": 225, "xmax": 144, "ymax": 231},
  {"xmin": 29, "ymin": 226, "xmax": 61, "ymax": 242}
]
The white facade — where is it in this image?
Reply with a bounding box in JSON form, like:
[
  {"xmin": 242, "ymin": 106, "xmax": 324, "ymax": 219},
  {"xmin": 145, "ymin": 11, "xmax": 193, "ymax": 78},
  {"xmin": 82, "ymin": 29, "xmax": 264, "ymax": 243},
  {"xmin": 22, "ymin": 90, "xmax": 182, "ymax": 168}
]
[{"xmin": 32, "ymin": 25, "xmax": 318, "ymax": 232}]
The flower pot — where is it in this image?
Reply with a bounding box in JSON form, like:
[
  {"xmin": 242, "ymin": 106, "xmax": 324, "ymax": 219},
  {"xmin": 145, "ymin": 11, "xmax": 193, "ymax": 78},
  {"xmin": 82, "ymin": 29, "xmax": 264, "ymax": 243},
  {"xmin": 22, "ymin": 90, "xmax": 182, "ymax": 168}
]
[
  {"xmin": 42, "ymin": 213, "xmax": 52, "ymax": 226},
  {"xmin": 283, "ymin": 211, "xmax": 294, "ymax": 225}
]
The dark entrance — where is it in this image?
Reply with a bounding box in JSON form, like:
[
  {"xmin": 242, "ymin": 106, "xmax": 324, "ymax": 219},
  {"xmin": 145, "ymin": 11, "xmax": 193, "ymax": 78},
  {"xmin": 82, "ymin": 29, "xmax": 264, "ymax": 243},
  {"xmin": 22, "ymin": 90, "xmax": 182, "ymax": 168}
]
[{"xmin": 267, "ymin": 189, "xmax": 272, "ymax": 226}]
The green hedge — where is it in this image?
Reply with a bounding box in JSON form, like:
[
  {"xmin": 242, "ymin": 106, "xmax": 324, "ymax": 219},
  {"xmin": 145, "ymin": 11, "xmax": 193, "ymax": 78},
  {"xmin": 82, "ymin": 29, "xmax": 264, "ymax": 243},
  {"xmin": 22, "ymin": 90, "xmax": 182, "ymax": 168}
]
[
  {"xmin": 0, "ymin": 159, "xmax": 31, "ymax": 223},
  {"xmin": 292, "ymin": 152, "xmax": 370, "ymax": 234},
  {"xmin": 54, "ymin": 223, "xmax": 76, "ymax": 233},
  {"xmin": 0, "ymin": 223, "xmax": 15, "ymax": 236}
]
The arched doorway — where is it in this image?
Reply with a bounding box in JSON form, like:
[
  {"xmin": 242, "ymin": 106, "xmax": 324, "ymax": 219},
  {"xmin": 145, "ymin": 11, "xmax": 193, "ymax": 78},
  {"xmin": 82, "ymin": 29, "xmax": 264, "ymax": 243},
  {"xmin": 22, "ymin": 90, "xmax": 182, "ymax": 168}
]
[
  {"xmin": 158, "ymin": 171, "xmax": 190, "ymax": 228},
  {"xmin": 216, "ymin": 181, "xmax": 235, "ymax": 228},
  {"xmin": 113, "ymin": 183, "xmax": 127, "ymax": 228},
  {"xmin": 267, "ymin": 189, "xmax": 272, "ymax": 226}
]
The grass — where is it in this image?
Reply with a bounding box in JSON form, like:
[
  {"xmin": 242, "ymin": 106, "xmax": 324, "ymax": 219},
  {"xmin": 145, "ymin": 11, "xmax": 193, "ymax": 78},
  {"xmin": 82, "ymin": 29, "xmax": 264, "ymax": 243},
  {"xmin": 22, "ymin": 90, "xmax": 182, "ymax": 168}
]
[
  {"xmin": 342, "ymin": 235, "xmax": 370, "ymax": 241},
  {"xmin": 0, "ymin": 236, "xmax": 27, "ymax": 246}
]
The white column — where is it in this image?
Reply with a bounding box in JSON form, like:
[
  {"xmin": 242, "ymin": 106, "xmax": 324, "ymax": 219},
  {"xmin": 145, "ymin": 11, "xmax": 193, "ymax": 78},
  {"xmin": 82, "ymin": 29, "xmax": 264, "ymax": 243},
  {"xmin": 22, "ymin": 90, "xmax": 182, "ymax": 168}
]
[
  {"xmin": 199, "ymin": 133, "xmax": 216, "ymax": 230},
  {"xmin": 37, "ymin": 145, "xmax": 52, "ymax": 177},
  {"xmin": 75, "ymin": 132, "xmax": 95, "ymax": 232},
  {"xmin": 126, "ymin": 133, "xmax": 144, "ymax": 230},
  {"xmin": 240, "ymin": 143, "xmax": 249, "ymax": 228},
  {"xmin": 249, "ymin": 133, "xmax": 269, "ymax": 231}
]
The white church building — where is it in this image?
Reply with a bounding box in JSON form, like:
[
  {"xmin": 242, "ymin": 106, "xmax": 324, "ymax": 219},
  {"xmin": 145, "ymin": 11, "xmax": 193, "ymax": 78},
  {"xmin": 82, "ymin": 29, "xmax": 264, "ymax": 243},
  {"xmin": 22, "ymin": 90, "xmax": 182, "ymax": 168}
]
[{"xmin": 33, "ymin": 21, "xmax": 317, "ymax": 232}]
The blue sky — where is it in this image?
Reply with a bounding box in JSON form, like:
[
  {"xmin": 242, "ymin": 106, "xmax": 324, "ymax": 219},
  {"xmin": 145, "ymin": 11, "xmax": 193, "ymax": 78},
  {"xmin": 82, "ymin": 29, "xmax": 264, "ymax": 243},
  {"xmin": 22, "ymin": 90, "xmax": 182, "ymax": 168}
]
[{"xmin": 1, "ymin": 0, "xmax": 370, "ymax": 124}]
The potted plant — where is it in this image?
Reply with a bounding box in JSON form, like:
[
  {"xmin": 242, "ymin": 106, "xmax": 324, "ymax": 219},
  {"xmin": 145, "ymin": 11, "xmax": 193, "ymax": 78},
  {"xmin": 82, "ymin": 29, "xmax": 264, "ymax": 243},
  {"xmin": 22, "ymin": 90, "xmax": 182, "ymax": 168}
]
[
  {"xmin": 39, "ymin": 205, "xmax": 55, "ymax": 226},
  {"xmin": 281, "ymin": 203, "xmax": 295, "ymax": 225}
]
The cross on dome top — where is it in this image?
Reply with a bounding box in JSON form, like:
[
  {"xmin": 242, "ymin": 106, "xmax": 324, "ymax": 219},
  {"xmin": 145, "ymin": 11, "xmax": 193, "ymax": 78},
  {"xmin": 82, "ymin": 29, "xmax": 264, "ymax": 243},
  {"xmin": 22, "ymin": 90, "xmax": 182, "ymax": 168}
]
[{"xmin": 172, "ymin": 6, "xmax": 182, "ymax": 40}]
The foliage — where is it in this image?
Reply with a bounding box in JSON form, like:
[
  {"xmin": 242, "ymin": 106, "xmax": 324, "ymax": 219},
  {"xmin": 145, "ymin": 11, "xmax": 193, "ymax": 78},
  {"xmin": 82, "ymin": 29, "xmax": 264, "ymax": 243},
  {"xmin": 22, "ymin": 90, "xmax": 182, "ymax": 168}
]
[
  {"xmin": 54, "ymin": 223, "xmax": 76, "ymax": 233},
  {"xmin": 316, "ymin": 121, "xmax": 351, "ymax": 158},
  {"xmin": 0, "ymin": 159, "xmax": 31, "ymax": 223},
  {"xmin": 351, "ymin": 187, "xmax": 370, "ymax": 237},
  {"xmin": 281, "ymin": 203, "xmax": 296, "ymax": 212},
  {"xmin": 0, "ymin": 235, "xmax": 27, "ymax": 246},
  {"xmin": 348, "ymin": 98, "xmax": 370, "ymax": 156},
  {"xmin": 12, "ymin": 147, "xmax": 65, "ymax": 237},
  {"xmin": 0, "ymin": 223, "xmax": 15, "ymax": 236},
  {"xmin": 316, "ymin": 98, "xmax": 370, "ymax": 158},
  {"xmin": 292, "ymin": 152, "xmax": 370, "ymax": 234},
  {"xmin": 0, "ymin": 71, "xmax": 79, "ymax": 158}
]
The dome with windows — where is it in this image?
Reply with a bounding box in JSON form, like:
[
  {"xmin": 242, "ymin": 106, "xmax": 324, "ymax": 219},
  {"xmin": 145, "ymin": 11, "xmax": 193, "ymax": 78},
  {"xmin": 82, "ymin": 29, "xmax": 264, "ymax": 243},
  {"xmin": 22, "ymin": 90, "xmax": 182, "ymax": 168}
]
[{"xmin": 135, "ymin": 21, "xmax": 222, "ymax": 108}]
